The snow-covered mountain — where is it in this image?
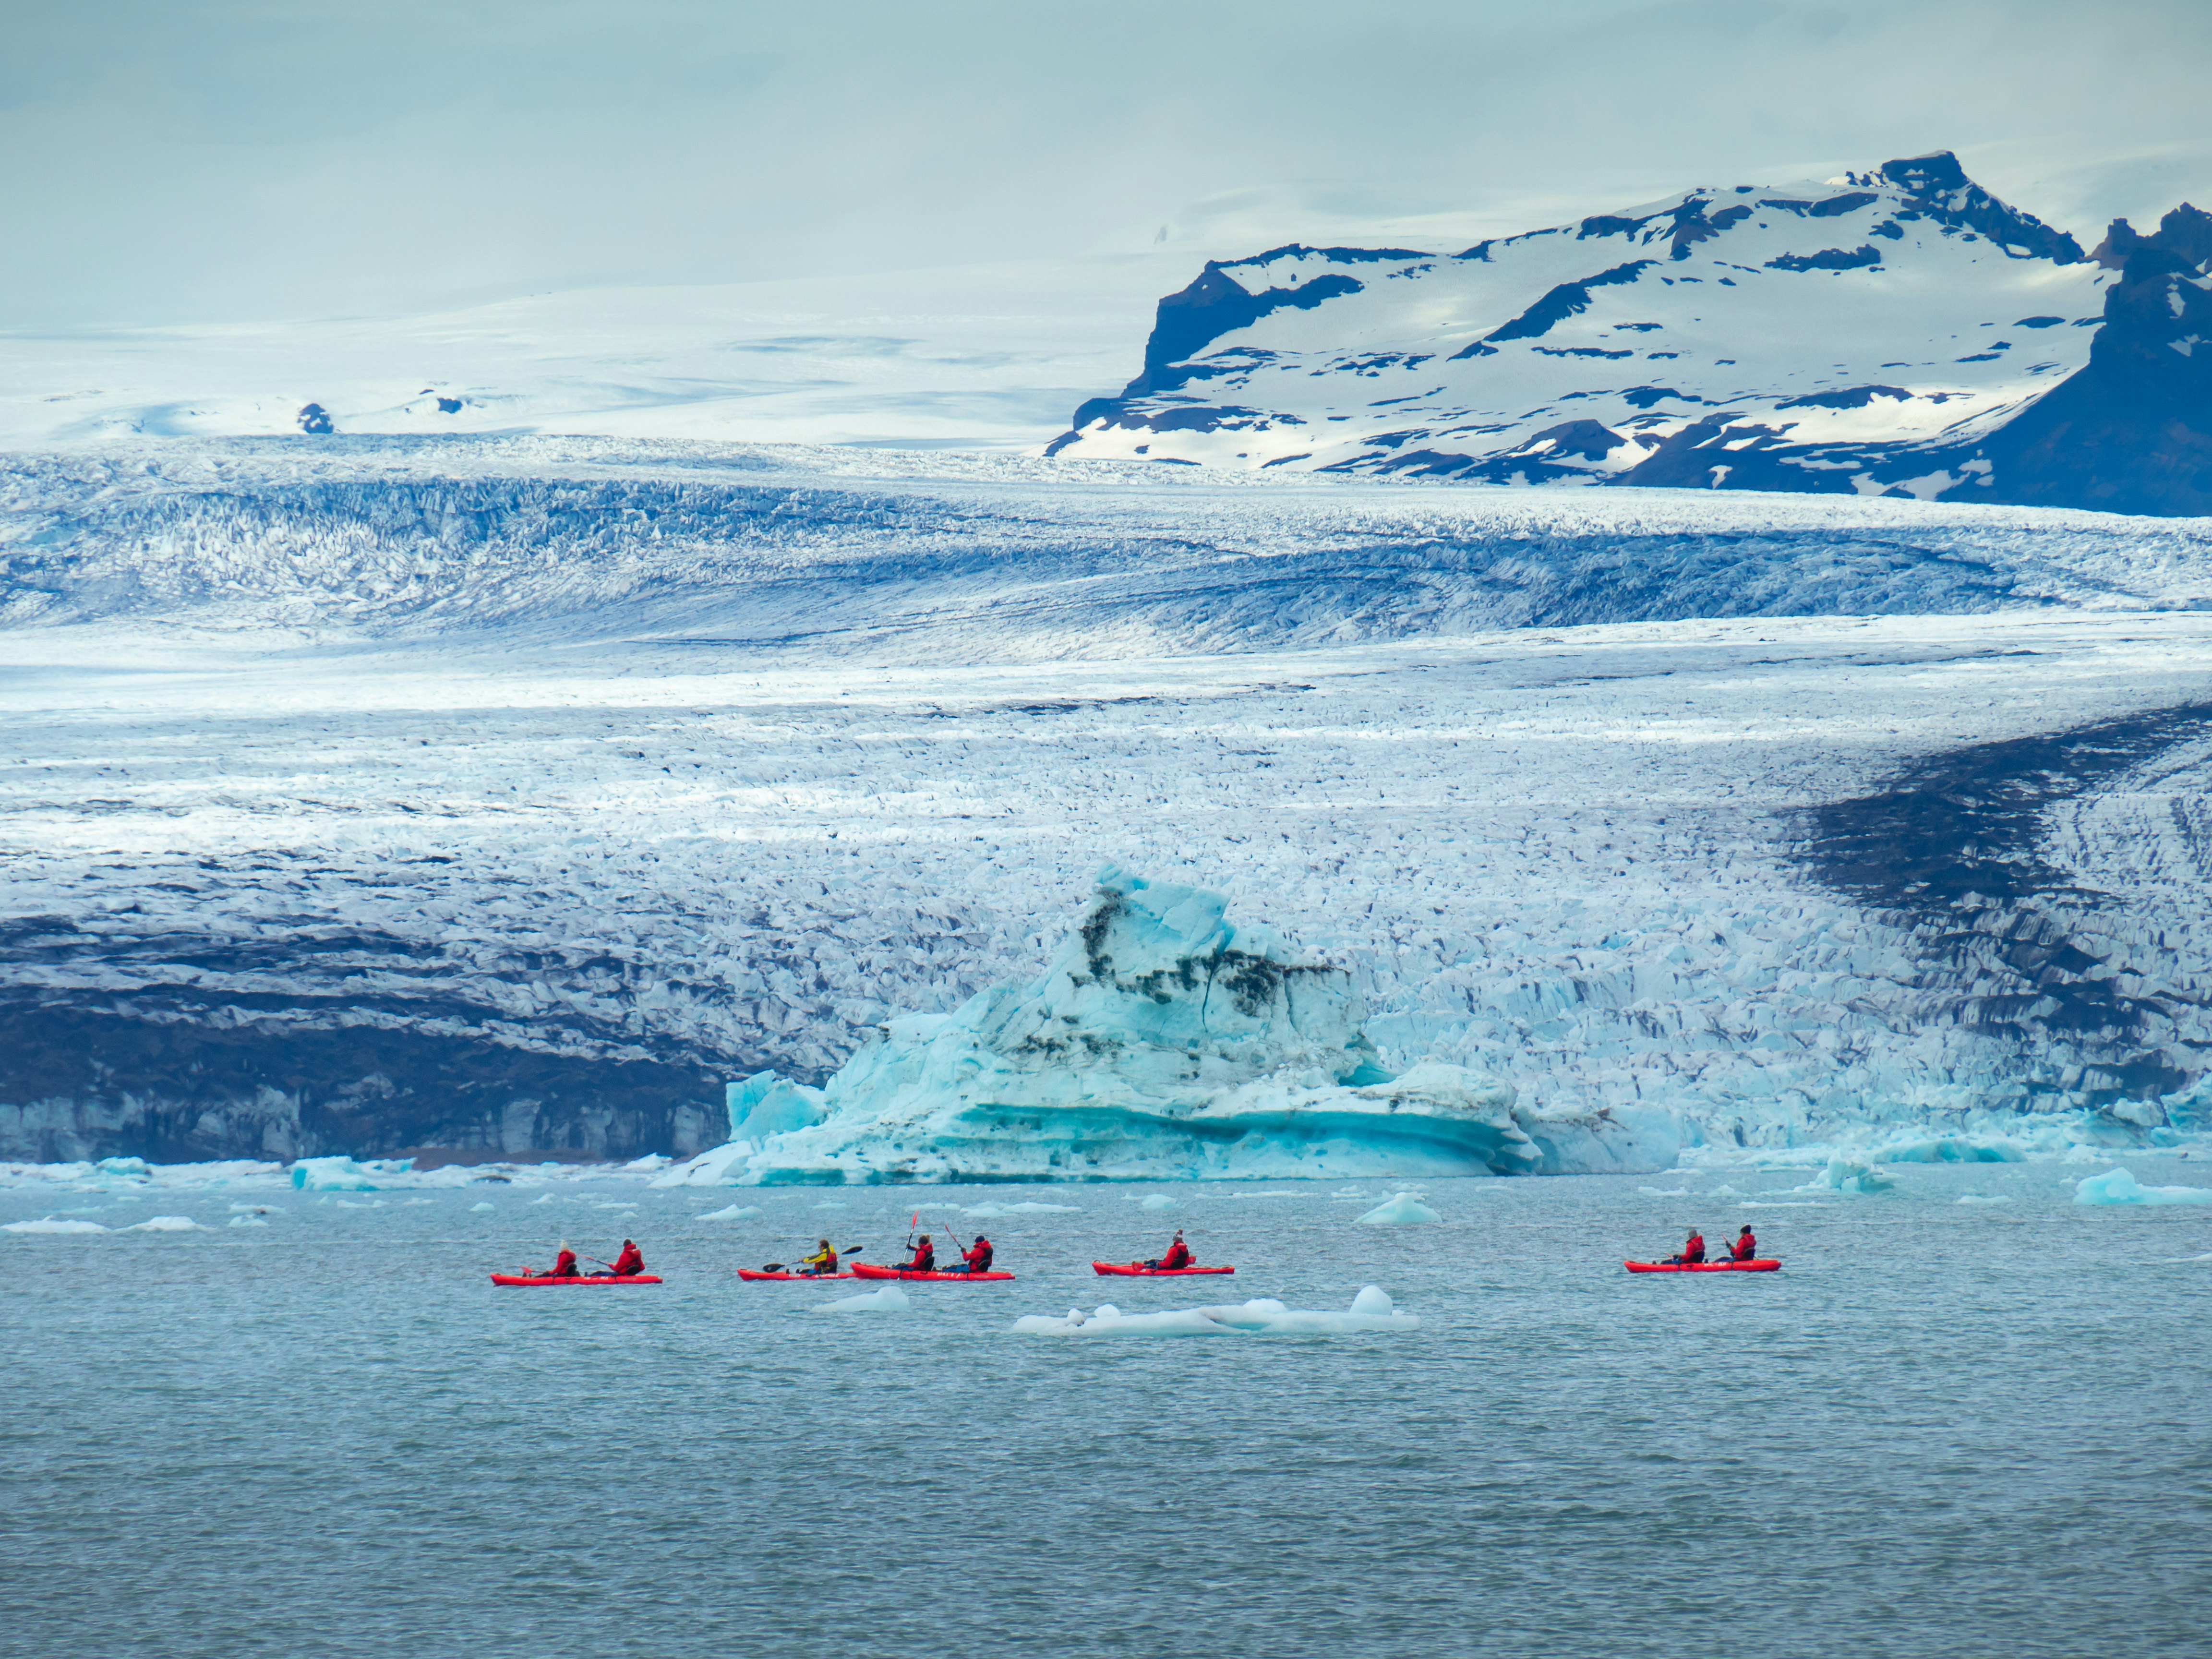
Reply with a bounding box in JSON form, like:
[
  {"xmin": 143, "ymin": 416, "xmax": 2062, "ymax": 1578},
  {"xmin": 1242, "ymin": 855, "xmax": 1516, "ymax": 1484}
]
[{"xmin": 1048, "ymin": 152, "xmax": 2212, "ymax": 517}]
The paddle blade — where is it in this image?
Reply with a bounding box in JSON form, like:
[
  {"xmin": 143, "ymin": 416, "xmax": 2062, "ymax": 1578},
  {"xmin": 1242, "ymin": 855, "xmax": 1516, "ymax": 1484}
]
[{"xmin": 762, "ymin": 1263, "xmax": 785, "ymax": 1273}]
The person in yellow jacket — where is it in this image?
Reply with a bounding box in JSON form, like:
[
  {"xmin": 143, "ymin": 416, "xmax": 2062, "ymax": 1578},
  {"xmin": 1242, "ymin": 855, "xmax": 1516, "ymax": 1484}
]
[{"xmin": 799, "ymin": 1238, "xmax": 840, "ymax": 1276}]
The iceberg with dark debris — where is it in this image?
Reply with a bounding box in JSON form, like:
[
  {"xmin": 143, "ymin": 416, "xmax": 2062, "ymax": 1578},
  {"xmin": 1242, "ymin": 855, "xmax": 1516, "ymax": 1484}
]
[{"xmin": 657, "ymin": 866, "xmax": 1676, "ymax": 1186}]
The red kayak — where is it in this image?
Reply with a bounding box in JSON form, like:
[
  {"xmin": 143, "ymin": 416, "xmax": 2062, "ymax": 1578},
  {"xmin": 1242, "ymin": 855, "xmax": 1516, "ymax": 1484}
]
[
  {"xmin": 1093, "ymin": 1262, "xmax": 1235, "ymax": 1277},
  {"xmin": 850, "ymin": 1262, "xmax": 1014, "ymax": 1283},
  {"xmin": 490, "ymin": 1274, "xmax": 662, "ymax": 1287},
  {"xmin": 1624, "ymin": 1260, "xmax": 1780, "ymax": 1274},
  {"xmin": 737, "ymin": 1269, "xmax": 857, "ymax": 1282}
]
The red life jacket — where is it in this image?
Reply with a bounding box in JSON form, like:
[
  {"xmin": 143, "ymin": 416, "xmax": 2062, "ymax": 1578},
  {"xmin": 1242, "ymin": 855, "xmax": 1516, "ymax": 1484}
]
[
  {"xmin": 1160, "ymin": 1242, "xmax": 1192, "ymax": 1269},
  {"xmin": 1683, "ymin": 1235, "xmax": 1706, "ymax": 1262},
  {"xmin": 553, "ymin": 1250, "xmax": 578, "ymax": 1277},
  {"xmin": 965, "ymin": 1240, "xmax": 993, "ymax": 1271},
  {"xmin": 906, "ymin": 1245, "xmax": 935, "ymax": 1272},
  {"xmin": 613, "ymin": 1246, "xmax": 644, "ymax": 1275},
  {"xmin": 1731, "ymin": 1234, "xmax": 1756, "ymax": 1261}
]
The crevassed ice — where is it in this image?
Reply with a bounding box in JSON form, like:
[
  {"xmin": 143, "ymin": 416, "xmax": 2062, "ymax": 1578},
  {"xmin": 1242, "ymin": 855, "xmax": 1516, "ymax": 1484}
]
[{"xmin": 656, "ymin": 867, "xmax": 1678, "ymax": 1187}]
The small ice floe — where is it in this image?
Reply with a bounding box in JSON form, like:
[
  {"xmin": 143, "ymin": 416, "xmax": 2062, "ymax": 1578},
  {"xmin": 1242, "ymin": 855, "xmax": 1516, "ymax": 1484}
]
[
  {"xmin": 1237, "ymin": 1190, "xmax": 1318, "ymax": 1201},
  {"xmin": 697, "ymin": 1204, "xmax": 764, "ymax": 1222},
  {"xmin": 290, "ymin": 1156, "xmax": 386, "ymax": 1192},
  {"xmin": 1783, "ymin": 1158, "xmax": 1895, "ymax": 1196},
  {"xmin": 961, "ymin": 1201, "xmax": 1079, "ymax": 1217},
  {"xmin": 3, "ymin": 1215, "xmax": 108, "ymax": 1234},
  {"xmin": 1013, "ymin": 1286, "xmax": 1418, "ymax": 1337},
  {"xmin": 529, "ymin": 1193, "xmax": 556, "ymax": 1205},
  {"xmin": 1955, "ymin": 1193, "xmax": 2015, "ymax": 1206},
  {"xmin": 812, "ymin": 1201, "xmax": 850, "ymax": 1211},
  {"xmin": 227, "ymin": 1202, "xmax": 272, "ymax": 1214},
  {"xmin": 621, "ymin": 1155, "xmax": 672, "ymax": 1173},
  {"xmin": 814, "ymin": 1285, "xmax": 911, "ymax": 1313},
  {"xmin": 2073, "ymin": 1167, "xmax": 2212, "ymax": 1207},
  {"xmin": 1638, "ymin": 1187, "xmax": 1694, "ymax": 1197},
  {"xmin": 123, "ymin": 1216, "xmax": 205, "ymax": 1232},
  {"xmin": 1140, "ymin": 1194, "xmax": 1178, "ymax": 1210},
  {"xmin": 592, "ymin": 1202, "xmax": 637, "ymax": 1212},
  {"xmin": 1357, "ymin": 1192, "xmax": 1439, "ymax": 1226},
  {"xmin": 1709, "ymin": 1183, "xmax": 1744, "ymax": 1198},
  {"xmin": 470, "ymin": 1202, "xmax": 497, "ymax": 1213},
  {"xmin": 228, "ymin": 1215, "xmax": 268, "ymax": 1227}
]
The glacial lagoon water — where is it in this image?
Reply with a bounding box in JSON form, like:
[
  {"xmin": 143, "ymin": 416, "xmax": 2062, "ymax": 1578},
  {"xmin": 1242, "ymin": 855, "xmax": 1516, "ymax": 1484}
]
[{"xmin": 6, "ymin": 1163, "xmax": 2209, "ymax": 1659}]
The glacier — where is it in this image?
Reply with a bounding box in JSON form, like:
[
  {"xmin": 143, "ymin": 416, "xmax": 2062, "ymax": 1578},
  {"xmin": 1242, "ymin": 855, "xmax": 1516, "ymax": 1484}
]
[
  {"xmin": 658, "ymin": 866, "xmax": 1676, "ymax": 1186},
  {"xmin": 7, "ymin": 442, "xmax": 2212, "ymax": 1171}
]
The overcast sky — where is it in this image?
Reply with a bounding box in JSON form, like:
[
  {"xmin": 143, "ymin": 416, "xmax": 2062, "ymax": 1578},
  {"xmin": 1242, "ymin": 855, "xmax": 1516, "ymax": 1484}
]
[{"xmin": 4, "ymin": 0, "xmax": 2209, "ymax": 328}]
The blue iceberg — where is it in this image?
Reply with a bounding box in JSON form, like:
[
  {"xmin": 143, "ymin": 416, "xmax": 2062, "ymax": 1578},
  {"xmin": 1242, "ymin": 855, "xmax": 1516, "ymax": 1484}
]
[{"xmin": 660, "ymin": 867, "xmax": 1677, "ymax": 1186}]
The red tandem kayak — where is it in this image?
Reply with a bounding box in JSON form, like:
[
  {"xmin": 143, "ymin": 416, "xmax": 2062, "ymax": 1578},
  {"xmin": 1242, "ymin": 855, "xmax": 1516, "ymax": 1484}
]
[
  {"xmin": 1093, "ymin": 1262, "xmax": 1235, "ymax": 1277},
  {"xmin": 850, "ymin": 1262, "xmax": 1015, "ymax": 1283},
  {"xmin": 737, "ymin": 1269, "xmax": 857, "ymax": 1281},
  {"xmin": 1624, "ymin": 1260, "xmax": 1780, "ymax": 1274},
  {"xmin": 490, "ymin": 1274, "xmax": 663, "ymax": 1287}
]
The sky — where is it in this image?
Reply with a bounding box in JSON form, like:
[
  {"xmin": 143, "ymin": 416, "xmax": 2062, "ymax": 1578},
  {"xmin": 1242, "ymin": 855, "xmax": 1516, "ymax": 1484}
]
[{"xmin": 2, "ymin": 0, "xmax": 2210, "ymax": 329}]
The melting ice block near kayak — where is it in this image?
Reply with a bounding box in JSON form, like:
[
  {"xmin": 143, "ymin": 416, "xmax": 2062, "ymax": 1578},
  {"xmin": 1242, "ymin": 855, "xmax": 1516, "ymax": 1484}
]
[
  {"xmin": 1357, "ymin": 1192, "xmax": 1440, "ymax": 1226},
  {"xmin": 814, "ymin": 1285, "xmax": 911, "ymax": 1312},
  {"xmin": 665, "ymin": 866, "xmax": 1675, "ymax": 1186},
  {"xmin": 1011, "ymin": 1286, "xmax": 1419, "ymax": 1336}
]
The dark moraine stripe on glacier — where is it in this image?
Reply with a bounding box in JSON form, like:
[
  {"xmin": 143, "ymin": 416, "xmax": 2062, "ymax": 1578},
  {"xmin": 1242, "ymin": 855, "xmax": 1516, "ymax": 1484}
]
[
  {"xmin": 1795, "ymin": 700, "xmax": 2212, "ymax": 1111},
  {"xmin": 0, "ymin": 918, "xmax": 728, "ymax": 1164}
]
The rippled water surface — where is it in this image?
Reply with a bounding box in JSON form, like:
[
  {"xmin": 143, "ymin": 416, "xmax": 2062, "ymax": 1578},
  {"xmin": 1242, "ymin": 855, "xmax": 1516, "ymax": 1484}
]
[{"xmin": 8, "ymin": 1164, "xmax": 2210, "ymax": 1658}]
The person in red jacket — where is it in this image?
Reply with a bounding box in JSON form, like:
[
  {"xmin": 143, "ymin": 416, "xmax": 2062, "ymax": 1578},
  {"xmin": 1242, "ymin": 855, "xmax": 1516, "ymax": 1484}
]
[
  {"xmin": 1663, "ymin": 1229, "xmax": 1706, "ymax": 1266},
  {"xmin": 1148, "ymin": 1231, "xmax": 1193, "ymax": 1271},
  {"xmin": 902, "ymin": 1234, "xmax": 936, "ymax": 1273},
  {"xmin": 1729, "ymin": 1226, "xmax": 1756, "ymax": 1262},
  {"xmin": 537, "ymin": 1243, "xmax": 580, "ymax": 1278},
  {"xmin": 952, "ymin": 1234, "xmax": 993, "ymax": 1274},
  {"xmin": 610, "ymin": 1239, "xmax": 645, "ymax": 1276}
]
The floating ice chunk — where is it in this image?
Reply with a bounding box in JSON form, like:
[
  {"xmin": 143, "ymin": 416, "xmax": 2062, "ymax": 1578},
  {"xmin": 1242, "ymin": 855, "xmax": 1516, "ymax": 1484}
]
[
  {"xmin": 1639, "ymin": 1187, "xmax": 1694, "ymax": 1197},
  {"xmin": 1358, "ymin": 1192, "xmax": 1439, "ymax": 1226},
  {"xmin": 1709, "ymin": 1184, "xmax": 1744, "ymax": 1198},
  {"xmin": 697, "ymin": 1203, "xmax": 764, "ymax": 1221},
  {"xmin": 124, "ymin": 1215, "xmax": 204, "ymax": 1231},
  {"xmin": 620, "ymin": 1155, "xmax": 672, "ymax": 1173},
  {"xmin": 470, "ymin": 1202, "xmax": 497, "ymax": 1213},
  {"xmin": 530, "ymin": 1193, "xmax": 556, "ymax": 1204},
  {"xmin": 1140, "ymin": 1194, "xmax": 1178, "ymax": 1210},
  {"xmin": 1874, "ymin": 1136, "xmax": 2027, "ymax": 1165},
  {"xmin": 1014, "ymin": 1286, "xmax": 1419, "ymax": 1335},
  {"xmin": 290, "ymin": 1156, "xmax": 384, "ymax": 1192},
  {"xmin": 714, "ymin": 872, "xmax": 1674, "ymax": 1186},
  {"xmin": 227, "ymin": 1202, "xmax": 272, "ymax": 1214},
  {"xmin": 1239, "ymin": 1190, "xmax": 1319, "ymax": 1201},
  {"xmin": 1956, "ymin": 1193, "xmax": 2015, "ymax": 1205},
  {"xmin": 3, "ymin": 1215, "xmax": 108, "ymax": 1233},
  {"xmin": 813, "ymin": 1201, "xmax": 850, "ymax": 1210},
  {"xmin": 961, "ymin": 1201, "xmax": 1079, "ymax": 1216},
  {"xmin": 228, "ymin": 1215, "xmax": 268, "ymax": 1227},
  {"xmin": 649, "ymin": 1140, "xmax": 760, "ymax": 1189},
  {"xmin": 2073, "ymin": 1167, "xmax": 2212, "ymax": 1206},
  {"xmin": 1791, "ymin": 1158, "xmax": 1895, "ymax": 1196},
  {"xmin": 95, "ymin": 1157, "xmax": 152, "ymax": 1180},
  {"xmin": 814, "ymin": 1285, "xmax": 910, "ymax": 1312},
  {"xmin": 592, "ymin": 1202, "xmax": 637, "ymax": 1211}
]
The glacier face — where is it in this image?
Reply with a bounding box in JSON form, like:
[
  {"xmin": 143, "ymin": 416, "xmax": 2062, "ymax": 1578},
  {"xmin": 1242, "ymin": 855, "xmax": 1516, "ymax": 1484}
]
[
  {"xmin": 662, "ymin": 866, "xmax": 1676, "ymax": 1185},
  {"xmin": 6, "ymin": 443, "xmax": 2212, "ymax": 1165},
  {"xmin": 1047, "ymin": 152, "xmax": 2212, "ymax": 517}
]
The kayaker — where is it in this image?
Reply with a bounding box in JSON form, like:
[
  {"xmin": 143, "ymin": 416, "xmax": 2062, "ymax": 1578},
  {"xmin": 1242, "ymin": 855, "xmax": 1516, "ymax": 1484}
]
[
  {"xmin": 1729, "ymin": 1226, "xmax": 1757, "ymax": 1262},
  {"xmin": 799, "ymin": 1239, "xmax": 840, "ymax": 1276},
  {"xmin": 540, "ymin": 1242, "xmax": 580, "ymax": 1279},
  {"xmin": 1146, "ymin": 1230, "xmax": 1193, "ymax": 1271},
  {"xmin": 1662, "ymin": 1228, "xmax": 1706, "ymax": 1266},
  {"xmin": 902, "ymin": 1233, "xmax": 937, "ymax": 1273},
  {"xmin": 610, "ymin": 1239, "xmax": 645, "ymax": 1276},
  {"xmin": 951, "ymin": 1233, "xmax": 993, "ymax": 1274}
]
